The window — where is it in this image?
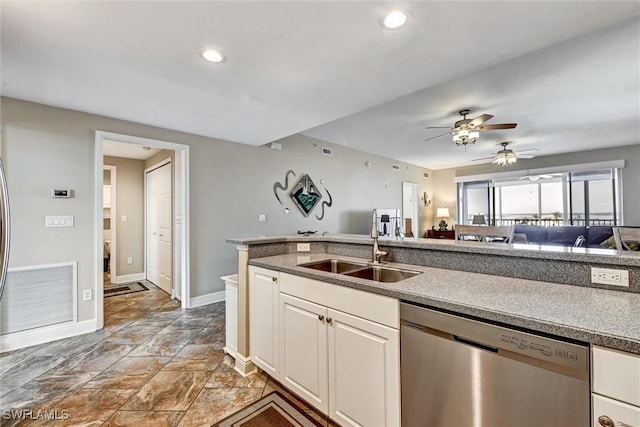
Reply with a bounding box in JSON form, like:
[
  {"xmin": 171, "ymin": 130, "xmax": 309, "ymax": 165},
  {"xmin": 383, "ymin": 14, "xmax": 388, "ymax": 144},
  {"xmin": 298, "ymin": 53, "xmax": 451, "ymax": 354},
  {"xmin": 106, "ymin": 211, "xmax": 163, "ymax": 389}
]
[
  {"xmin": 458, "ymin": 168, "xmax": 619, "ymax": 226},
  {"xmin": 568, "ymin": 169, "xmax": 617, "ymax": 225},
  {"xmin": 459, "ymin": 181, "xmax": 492, "ymax": 225}
]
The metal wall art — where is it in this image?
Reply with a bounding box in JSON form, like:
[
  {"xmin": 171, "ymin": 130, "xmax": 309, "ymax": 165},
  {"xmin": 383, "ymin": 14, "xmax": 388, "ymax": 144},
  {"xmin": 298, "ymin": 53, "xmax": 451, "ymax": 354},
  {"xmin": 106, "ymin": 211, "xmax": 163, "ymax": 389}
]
[{"xmin": 273, "ymin": 170, "xmax": 333, "ymax": 220}]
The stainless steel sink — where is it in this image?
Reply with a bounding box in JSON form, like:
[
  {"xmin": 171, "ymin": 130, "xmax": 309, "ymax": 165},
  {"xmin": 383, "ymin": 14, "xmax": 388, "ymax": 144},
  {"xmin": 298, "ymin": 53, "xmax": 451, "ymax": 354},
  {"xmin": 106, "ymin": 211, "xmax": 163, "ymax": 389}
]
[
  {"xmin": 344, "ymin": 265, "xmax": 421, "ymax": 283},
  {"xmin": 298, "ymin": 259, "xmax": 368, "ymax": 274},
  {"xmin": 299, "ymin": 259, "xmax": 421, "ymax": 283}
]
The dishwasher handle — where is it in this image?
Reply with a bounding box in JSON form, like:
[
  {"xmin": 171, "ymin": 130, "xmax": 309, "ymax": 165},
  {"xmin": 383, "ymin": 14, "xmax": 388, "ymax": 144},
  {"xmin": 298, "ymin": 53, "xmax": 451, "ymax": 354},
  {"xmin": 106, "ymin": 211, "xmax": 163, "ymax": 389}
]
[{"xmin": 454, "ymin": 335, "xmax": 499, "ymax": 353}]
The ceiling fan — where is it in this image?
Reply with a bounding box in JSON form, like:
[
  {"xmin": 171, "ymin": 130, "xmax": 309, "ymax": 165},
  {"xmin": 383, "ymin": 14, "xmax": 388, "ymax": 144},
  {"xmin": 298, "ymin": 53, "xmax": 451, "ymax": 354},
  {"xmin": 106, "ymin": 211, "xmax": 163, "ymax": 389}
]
[
  {"xmin": 425, "ymin": 109, "xmax": 517, "ymax": 146},
  {"xmin": 472, "ymin": 142, "xmax": 538, "ymax": 167},
  {"xmin": 518, "ymin": 173, "xmax": 563, "ymax": 181}
]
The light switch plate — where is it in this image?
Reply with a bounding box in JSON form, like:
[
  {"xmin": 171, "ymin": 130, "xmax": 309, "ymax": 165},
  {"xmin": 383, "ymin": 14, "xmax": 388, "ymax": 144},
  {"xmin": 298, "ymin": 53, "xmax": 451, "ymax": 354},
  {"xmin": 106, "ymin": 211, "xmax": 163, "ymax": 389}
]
[
  {"xmin": 45, "ymin": 215, "xmax": 74, "ymax": 227},
  {"xmin": 82, "ymin": 290, "xmax": 92, "ymax": 301}
]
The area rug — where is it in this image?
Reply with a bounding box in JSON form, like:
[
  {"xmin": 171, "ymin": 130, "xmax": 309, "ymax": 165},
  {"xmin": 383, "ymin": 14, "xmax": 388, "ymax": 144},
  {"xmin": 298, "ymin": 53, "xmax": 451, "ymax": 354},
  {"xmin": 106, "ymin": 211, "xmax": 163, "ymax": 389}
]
[
  {"xmin": 214, "ymin": 391, "xmax": 323, "ymax": 427},
  {"xmin": 104, "ymin": 282, "xmax": 149, "ymax": 297}
]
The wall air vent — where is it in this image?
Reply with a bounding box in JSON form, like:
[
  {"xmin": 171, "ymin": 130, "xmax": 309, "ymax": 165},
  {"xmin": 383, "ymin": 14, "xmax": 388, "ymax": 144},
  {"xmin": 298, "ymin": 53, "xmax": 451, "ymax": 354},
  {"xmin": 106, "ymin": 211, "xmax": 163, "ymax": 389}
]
[
  {"xmin": 392, "ymin": 164, "xmax": 400, "ymax": 170},
  {"xmin": 424, "ymin": 172, "xmax": 429, "ymax": 178},
  {"xmin": 321, "ymin": 147, "xmax": 332, "ymax": 156},
  {"xmin": 0, "ymin": 262, "xmax": 77, "ymax": 335}
]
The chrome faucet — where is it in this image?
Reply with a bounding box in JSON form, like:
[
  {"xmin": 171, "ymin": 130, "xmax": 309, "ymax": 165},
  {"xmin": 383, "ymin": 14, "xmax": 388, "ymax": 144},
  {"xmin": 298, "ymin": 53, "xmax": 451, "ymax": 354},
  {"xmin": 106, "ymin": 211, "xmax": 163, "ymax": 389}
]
[{"xmin": 371, "ymin": 209, "xmax": 388, "ymax": 264}]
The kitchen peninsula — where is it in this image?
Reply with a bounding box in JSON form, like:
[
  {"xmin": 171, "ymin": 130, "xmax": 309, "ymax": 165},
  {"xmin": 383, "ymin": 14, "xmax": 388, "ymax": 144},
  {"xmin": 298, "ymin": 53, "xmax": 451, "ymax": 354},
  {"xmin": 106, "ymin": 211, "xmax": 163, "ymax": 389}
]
[
  {"xmin": 228, "ymin": 234, "xmax": 640, "ymax": 352},
  {"xmin": 226, "ymin": 234, "xmax": 640, "ymax": 426}
]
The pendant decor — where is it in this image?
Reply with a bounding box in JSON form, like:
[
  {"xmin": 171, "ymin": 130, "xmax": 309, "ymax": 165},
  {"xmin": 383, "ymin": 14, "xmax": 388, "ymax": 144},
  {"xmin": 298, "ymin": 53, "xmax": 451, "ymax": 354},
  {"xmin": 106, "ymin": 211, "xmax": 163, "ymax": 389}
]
[{"xmin": 273, "ymin": 171, "xmax": 333, "ymax": 220}]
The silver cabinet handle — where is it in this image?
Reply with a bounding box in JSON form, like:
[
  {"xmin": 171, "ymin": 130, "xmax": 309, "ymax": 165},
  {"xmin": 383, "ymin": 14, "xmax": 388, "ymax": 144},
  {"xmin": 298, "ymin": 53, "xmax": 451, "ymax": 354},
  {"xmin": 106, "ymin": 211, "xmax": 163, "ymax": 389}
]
[
  {"xmin": 598, "ymin": 415, "xmax": 614, "ymax": 427},
  {"xmin": 0, "ymin": 159, "xmax": 10, "ymax": 301}
]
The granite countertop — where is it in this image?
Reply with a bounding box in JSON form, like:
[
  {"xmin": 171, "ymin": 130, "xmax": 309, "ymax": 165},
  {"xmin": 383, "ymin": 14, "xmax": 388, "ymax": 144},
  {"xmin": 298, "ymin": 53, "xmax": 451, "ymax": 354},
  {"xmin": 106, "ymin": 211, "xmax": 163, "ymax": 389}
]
[
  {"xmin": 249, "ymin": 253, "xmax": 640, "ymax": 355},
  {"xmin": 228, "ymin": 234, "xmax": 640, "ymax": 267}
]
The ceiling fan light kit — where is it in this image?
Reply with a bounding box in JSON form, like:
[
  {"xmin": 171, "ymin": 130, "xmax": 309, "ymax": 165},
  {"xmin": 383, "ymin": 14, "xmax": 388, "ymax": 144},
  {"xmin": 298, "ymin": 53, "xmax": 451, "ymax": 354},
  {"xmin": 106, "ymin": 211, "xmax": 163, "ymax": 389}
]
[
  {"xmin": 472, "ymin": 142, "xmax": 538, "ymax": 167},
  {"xmin": 494, "ymin": 152, "xmax": 518, "ymax": 167},
  {"xmin": 425, "ymin": 109, "xmax": 517, "ymax": 146}
]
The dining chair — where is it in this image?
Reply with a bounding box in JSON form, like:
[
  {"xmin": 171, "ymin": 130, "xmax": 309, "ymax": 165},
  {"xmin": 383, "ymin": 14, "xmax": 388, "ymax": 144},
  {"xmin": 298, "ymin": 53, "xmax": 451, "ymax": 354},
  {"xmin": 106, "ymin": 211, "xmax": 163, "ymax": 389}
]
[
  {"xmin": 455, "ymin": 224, "xmax": 514, "ymax": 244},
  {"xmin": 612, "ymin": 226, "xmax": 640, "ymax": 252}
]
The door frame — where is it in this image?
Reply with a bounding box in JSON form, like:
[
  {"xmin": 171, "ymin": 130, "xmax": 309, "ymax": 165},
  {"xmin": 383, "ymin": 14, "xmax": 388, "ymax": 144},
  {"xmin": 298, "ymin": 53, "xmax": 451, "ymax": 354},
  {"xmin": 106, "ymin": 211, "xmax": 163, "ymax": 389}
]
[
  {"xmin": 144, "ymin": 158, "xmax": 172, "ymax": 296},
  {"xmin": 94, "ymin": 131, "xmax": 191, "ymax": 329},
  {"xmin": 103, "ymin": 165, "xmax": 117, "ymax": 281}
]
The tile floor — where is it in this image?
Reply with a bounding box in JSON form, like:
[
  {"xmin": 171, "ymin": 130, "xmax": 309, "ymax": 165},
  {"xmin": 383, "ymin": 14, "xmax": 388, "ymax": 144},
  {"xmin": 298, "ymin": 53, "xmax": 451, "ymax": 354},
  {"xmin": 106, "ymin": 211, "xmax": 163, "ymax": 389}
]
[{"xmin": 0, "ymin": 281, "xmax": 336, "ymax": 426}]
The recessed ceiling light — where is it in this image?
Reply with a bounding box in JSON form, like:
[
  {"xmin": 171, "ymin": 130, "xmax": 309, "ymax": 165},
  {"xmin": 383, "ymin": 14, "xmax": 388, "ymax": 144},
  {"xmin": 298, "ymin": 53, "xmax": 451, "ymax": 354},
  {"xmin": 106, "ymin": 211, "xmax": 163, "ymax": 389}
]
[
  {"xmin": 382, "ymin": 10, "xmax": 407, "ymax": 29},
  {"xmin": 199, "ymin": 48, "xmax": 226, "ymax": 63}
]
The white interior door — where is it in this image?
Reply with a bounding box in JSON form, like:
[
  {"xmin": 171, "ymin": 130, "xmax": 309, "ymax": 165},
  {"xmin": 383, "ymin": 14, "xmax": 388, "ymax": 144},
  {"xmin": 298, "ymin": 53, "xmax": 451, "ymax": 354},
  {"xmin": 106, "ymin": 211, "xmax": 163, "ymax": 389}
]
[{"xmin": 146, "ymin": 162, "xmax": 172, "ymax": 295}]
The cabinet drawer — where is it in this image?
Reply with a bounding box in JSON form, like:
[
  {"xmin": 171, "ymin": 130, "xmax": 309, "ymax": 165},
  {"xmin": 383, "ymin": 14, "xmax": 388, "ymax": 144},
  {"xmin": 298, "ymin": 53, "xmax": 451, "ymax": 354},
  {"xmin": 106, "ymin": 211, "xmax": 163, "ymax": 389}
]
[
  {"xmin": 592, "ymin": 346, "xmax": 640, "ymax": 406},
  {"xmin": 593, "ymin": 394, "xmax": 640, "ymax": 427},
  {"xmin": 279, "ymin": 272, "xmax": 399, "ymax": 329}
]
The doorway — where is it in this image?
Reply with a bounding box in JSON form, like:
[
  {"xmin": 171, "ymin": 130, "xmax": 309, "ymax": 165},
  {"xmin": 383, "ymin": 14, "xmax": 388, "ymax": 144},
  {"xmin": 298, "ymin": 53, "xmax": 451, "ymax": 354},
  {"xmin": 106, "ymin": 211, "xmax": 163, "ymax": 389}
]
[
  {"xmin": 402, "ymin": 182, "xmax": 419, "ymax": 238},
  {"xmin": 95, "ymin": 131, "xmax": 190, "ymax": 330},
  {"xmin": 103, "ymin": 165, "xmax": 116, "ymax": 285},
  {"xmin": 145, "ymin": 160, "xmax": 172, "ymax": 295}
]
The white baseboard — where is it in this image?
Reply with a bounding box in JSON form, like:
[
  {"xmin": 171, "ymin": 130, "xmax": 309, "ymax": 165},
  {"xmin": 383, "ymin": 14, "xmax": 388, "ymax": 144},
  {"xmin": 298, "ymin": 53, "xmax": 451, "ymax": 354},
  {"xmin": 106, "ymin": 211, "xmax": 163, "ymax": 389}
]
[
  {"xmin": 189, "ymin": 290, "xmax": 225, "ymax": 308},
  {"xmin": 0, "ymin": 319, "xmax": 97, "ymax": 353},
  {"xmin": 114, "ymin": 273, "xmax": 145, "ymax": 284}
]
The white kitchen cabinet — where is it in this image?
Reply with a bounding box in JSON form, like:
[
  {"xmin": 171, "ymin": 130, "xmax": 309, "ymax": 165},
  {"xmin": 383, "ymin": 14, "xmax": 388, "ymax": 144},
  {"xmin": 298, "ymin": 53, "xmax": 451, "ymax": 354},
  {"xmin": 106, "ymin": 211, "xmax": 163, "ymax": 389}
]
[
  {"xmin": 592, "ymin": 345, "xmax": 640, "ymax": 427},
  {"xmin": 280, "ymin": 293, "xmax": 329, "ymax": 412},
  {"xmin": 278, "ymin": 272, "xmax": 400, "ymax": 427},
  {"xmin": 249, "ymin": 266, "xmax": 279, "ymax": 377},
  {"xmin": 328, "ymin": 308, "xmax": 399, "ymax": 427}
]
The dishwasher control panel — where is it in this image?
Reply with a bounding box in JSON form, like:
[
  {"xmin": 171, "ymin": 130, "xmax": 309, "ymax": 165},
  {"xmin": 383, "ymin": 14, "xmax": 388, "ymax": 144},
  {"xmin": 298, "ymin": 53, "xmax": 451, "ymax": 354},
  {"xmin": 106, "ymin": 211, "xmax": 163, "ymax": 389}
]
[
  {"xmin": 400, "ymin": 302, "xmax": 589, "ymax": 372},
  {"xmin": 500, "ymin": 333, "xmax": 580, "ymax": 365}
]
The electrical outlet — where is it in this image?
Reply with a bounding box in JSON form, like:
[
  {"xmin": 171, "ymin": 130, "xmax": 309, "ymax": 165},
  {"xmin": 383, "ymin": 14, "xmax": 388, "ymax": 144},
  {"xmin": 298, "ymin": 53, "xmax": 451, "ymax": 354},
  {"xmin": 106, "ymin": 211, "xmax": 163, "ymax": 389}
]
[
  {"xmin": 82, "ymin": 289, "xmax": 92, "ymax": 301},
  {"xmin": 127, "ymin": 257, "xmax": 133, "ymax": 265},
  {"xmin": 297, "ymin": 243, "xmax": 310, "ymax": 252},
  {"xmin": 591, "ymin": 267, "xmax": 629, "ymax": 287}
]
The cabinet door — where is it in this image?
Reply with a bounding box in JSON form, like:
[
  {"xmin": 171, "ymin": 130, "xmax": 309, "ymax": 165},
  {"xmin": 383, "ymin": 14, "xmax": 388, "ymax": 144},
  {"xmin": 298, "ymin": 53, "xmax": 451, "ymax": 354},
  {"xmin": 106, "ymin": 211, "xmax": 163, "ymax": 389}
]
[
  {"xmin": 593, "ymin": 394, "xmax": 640, "ymax": 427},
  {"xmin": 280, "ymin": 293, "xmax": 328, "ymax": 413},
  {"xmin": 249, "ymin": 267, "xmax": 279, "ymax": 377},
  {"xmin": 328, "ymin": 308, "xmax": 400, "ymax": 427}
]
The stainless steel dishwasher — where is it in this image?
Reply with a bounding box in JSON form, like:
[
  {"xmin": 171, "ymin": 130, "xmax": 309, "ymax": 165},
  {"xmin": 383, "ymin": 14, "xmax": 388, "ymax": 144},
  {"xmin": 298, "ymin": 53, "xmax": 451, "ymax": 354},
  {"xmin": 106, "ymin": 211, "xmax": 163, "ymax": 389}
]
[{"xmin": 400, "ymin": 302, "xmax": 590, "ymax": 427}]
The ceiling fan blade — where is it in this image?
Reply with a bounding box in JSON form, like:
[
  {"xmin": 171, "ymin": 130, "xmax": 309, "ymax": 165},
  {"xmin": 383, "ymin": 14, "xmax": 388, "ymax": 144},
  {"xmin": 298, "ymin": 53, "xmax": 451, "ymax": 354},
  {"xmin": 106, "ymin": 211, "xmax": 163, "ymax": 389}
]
[
  {"xmin": 425, "ymin": 126, "xmax": 451, "ymax": 129},
  {"xmin": 471, "ymin": 156, "xmax": 496, "ymax": 162},
  {"xmin": 425, "ymin": 132, "xmax": 451, "ymax": 142},
  {"xmin": 478, "ymin": 123, "xmax": 518, "ymax": 130},
  {"xmin": 468, "ymin": 114, "xmax": 494, "ymax": 127},
  {"xmin": 517, "ymin": 154, "xmax": 536, "ymax": 159},
  {"xmin": 516, "ymin": 148, "xmax": 539, "ymax": 153}
]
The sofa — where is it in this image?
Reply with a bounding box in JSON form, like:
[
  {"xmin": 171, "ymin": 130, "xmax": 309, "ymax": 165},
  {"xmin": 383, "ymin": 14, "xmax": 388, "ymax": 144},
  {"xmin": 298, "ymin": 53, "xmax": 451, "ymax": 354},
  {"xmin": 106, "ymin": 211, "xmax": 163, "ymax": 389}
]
[{"xmin": 512, "ymin": 224, "xmax": 614, "ymax": 248}]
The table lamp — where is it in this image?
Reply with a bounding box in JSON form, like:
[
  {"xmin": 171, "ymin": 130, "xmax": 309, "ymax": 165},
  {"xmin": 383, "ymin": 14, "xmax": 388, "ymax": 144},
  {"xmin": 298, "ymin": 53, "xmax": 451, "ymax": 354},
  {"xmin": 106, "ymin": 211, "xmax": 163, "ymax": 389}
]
[
  {"xmin": 436, "ymin": 208, "xmax": 450, "ymax": 231},
  {"xmin": 472, "ymin": 214, "xmax": 486, "ymax": 226}
]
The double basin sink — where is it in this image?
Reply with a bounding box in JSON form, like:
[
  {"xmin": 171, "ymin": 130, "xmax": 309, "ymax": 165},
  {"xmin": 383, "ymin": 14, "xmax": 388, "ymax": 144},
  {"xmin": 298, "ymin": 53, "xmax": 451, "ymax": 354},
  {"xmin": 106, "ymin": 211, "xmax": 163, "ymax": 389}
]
[{"xmin": 298, "ymin": 259, "xmax": 421, "ymax": 283}]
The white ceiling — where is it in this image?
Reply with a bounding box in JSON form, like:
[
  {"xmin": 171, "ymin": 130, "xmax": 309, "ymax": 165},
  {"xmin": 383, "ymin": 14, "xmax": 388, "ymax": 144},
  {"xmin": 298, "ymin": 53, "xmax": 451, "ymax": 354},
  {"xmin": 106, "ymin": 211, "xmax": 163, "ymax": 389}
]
[
  {"xmin": 2, "ymin": 1, "xmax": 639, "ymax": 169},
  {"xmin": 103, "ymin": 140, "xmax": 161, "ymax": 160}
]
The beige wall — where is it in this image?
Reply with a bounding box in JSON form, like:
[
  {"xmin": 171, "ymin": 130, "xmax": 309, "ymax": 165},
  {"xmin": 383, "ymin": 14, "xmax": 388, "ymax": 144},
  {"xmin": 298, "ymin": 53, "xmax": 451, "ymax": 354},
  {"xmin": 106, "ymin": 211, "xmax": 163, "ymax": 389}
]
[
  {"xmin": 432, "ymin": 145, "xmax": 640, "ymax": 226},
  {"xmin": 431, "ymin": 168, "xmax": 457, "ymax": 229},
  {"xmin": 1, "ymin": 97, "xmax": 432, "ymax": 323},
  {"xmin": 104, "ymin": 156, "xmax": 145, "ymax": 276}
]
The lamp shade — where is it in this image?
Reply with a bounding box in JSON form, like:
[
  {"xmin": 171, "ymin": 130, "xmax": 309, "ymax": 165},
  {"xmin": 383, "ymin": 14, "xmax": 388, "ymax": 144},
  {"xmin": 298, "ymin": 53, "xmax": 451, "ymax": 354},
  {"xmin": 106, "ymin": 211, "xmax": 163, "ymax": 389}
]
[
  {"xmin": 436, "ymin": 208, "xmax": 450, "ymax": 218},
  {"xmin": 472, "ymin": 214, "xmax": 486, "ymax": 225}
]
